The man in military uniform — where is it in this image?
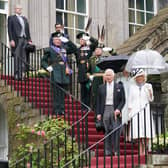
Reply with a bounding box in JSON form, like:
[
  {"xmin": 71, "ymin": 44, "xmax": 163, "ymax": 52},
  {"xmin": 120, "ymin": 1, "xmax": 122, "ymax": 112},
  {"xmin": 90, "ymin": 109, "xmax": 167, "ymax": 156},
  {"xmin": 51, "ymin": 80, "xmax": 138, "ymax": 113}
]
[
  {"xmin": 41, "ymin": 32, "xmax": 76, "ymax": 115},
  {"xmin": 75, "ymin": 32, "xmax": 98, "ymax": 111},
  {"xmin": 88, "ymin": 46, "xmax": 104, "ymax": 111}
]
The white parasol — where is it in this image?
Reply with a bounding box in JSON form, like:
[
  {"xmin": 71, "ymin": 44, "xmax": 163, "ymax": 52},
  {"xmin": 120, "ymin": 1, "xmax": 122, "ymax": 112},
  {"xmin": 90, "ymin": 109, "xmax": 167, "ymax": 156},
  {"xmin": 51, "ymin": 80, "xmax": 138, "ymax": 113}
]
[{"xmin": 125, "ymin": 49, "xmax": 167, "ymax": 74}]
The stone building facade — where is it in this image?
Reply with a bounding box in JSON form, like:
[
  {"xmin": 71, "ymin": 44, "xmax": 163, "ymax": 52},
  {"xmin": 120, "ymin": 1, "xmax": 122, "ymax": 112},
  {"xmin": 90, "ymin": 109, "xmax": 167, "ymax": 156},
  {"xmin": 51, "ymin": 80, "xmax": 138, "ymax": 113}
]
[{"xmin": 0, "ymin": 0, "xmax": 167, "ymax": 48}]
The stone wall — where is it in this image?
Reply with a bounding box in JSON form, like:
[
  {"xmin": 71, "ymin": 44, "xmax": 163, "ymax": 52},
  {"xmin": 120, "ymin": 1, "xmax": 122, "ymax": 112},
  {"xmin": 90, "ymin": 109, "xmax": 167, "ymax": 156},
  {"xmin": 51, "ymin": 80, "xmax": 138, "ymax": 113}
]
[
  {"xmin": 0, "ymin": 83, "xmax": 45, "ymax": 160},
  {"xmin": 161, "ymin": 72, "xmax": 168, "ymax": 130}
]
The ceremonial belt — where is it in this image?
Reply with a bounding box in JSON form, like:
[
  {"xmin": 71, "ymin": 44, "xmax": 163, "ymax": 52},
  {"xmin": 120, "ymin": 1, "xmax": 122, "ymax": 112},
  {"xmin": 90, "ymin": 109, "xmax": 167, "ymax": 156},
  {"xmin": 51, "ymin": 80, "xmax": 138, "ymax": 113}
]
[
  {"xmin": 59, "ymin": 61, "xmax": 64, "ymax": 65},
  {"xmin": 51, "ymin": 61, "xmax": 64, "ymax": 66},
  {"xmin": 80, "ymin": 60, "xmax": 86, "ymax": 64}
]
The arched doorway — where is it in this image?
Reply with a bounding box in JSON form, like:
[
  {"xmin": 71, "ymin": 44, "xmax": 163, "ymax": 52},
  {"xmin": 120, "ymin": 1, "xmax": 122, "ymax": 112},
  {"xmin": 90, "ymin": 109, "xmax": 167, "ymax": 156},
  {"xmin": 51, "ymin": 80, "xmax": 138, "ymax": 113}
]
[{"xmin": 0, "ymin": 104, "xmax": 8, "ymax": 161}]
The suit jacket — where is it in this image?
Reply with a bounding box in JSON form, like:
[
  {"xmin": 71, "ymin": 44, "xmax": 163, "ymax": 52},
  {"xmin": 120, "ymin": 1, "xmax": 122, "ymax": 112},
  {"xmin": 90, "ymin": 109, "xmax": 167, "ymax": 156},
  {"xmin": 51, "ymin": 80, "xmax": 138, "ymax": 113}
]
[
  {"xmin": 96, "ymin": 82, "xmax": 125, "ymax": 116},
  {"xmin": 8, "ymin": 15, "xmax": 31, "ymax": 48}
]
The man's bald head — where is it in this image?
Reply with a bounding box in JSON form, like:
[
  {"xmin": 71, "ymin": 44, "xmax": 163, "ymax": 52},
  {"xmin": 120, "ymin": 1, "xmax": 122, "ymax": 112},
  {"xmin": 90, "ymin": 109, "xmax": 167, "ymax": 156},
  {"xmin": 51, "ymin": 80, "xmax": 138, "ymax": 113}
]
[{"xmin": 15, "ymin": 4, "xmax": 22, "ymax": 15}]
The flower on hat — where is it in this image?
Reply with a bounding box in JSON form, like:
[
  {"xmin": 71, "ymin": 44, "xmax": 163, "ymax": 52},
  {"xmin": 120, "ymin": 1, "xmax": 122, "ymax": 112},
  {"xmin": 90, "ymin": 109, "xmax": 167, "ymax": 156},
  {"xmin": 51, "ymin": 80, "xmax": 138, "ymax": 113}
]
[{"xmin": 131, "ymin": 68, "xmax": 146, "ymax": 78}]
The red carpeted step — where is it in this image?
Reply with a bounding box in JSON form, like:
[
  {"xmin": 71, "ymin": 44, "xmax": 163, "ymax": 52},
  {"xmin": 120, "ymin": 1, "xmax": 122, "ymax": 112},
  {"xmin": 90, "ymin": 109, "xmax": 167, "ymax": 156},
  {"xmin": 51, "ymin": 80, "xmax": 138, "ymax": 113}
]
[
  {"xmin": 73, "ymin": 127, "xmax": 104, "ymax": 135},
  {"xmin": 88, "ymin": 142, "xmax": 138, "ymax": 150},
  {"xmin": 90, "ymin": 154, "xmax": 145, "ymax": 166},
  {"xmin": 94, "ymin": 149, "xmax": 139, "ymax": 156},
  {"xmin": 35, "ymin": 102, "xmax": 81, "ymax": 108},
  {"xmin": 6, "ymin": 79, "xmax": 49, "ymax": 86},
  {"xmin": 65, "ymin": 115, "xmax": 95, "ymax": 122},
  {"xmin": 70, "ymin": 121, "xmax": 96, "ymax": 128},
  {"xmin": 14, "ymin": 85, "xmax": 50, "ymax": 92}
]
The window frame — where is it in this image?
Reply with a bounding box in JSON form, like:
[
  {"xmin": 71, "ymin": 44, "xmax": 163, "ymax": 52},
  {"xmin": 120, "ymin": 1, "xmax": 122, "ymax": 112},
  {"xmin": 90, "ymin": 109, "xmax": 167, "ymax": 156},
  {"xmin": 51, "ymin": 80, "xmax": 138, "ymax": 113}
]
[
  {"xmin": 56, "ymin": 0, "xmax": 89, "ymax": 43},
  {"xmin": 128, "ymin": 0, "xmax": 157, "ymax": 36},
  {"xmin": 0, "ymin": 0, "xmax": 8, "ymax": 14}
]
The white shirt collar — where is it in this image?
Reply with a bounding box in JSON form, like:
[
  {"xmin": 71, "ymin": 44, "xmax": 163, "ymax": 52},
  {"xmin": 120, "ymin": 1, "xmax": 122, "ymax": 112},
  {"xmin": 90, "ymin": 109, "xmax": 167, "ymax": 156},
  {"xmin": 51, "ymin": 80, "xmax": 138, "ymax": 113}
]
[
  {"xmin": 16, "ymin": 14, "xmax": 22, "ymax": 17},
  {"xmin": 107, "ymin": 81, "xmax": 114, "ymax": 87}
]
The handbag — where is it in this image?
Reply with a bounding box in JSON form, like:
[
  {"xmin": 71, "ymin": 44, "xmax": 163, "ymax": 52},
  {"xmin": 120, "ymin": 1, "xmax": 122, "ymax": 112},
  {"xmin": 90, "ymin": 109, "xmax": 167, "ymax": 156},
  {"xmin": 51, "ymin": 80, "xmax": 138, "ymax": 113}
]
[
  {"xmin": 95, "ymin": 119, "xmax": 104, "ymax": 132},
  {"xmin": 25, "ymin": 43, "xmax": 36, "ymax": 53}
]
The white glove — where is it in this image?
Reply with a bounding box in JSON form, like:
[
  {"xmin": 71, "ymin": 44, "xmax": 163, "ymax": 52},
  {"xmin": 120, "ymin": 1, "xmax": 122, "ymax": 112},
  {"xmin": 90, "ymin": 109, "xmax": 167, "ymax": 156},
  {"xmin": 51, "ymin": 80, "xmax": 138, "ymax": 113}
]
[
  {"xmin": 103, "ymin": 47, "xmax": 112, "ymax": 52},
  {"xmin": 46, "ymin": 66, "xmax": 53, "ymax": 72},
  {"xmin": 144, "ymin": 83, "xmax": 153, "ymax": 101},
  {"xmin": 82, "ymin": 34, "xmax": 90, "ymax": 41},
  {"xmin": 86, "ymin": 40, "xmax": 91, "ymax": 46},
  {"xmin": 89, "ymin": 75, "xmax": 94, "ymax": 81},
  {"xmin": 60, "ymin": 36, "xmax": 69, "ymax": 43}
]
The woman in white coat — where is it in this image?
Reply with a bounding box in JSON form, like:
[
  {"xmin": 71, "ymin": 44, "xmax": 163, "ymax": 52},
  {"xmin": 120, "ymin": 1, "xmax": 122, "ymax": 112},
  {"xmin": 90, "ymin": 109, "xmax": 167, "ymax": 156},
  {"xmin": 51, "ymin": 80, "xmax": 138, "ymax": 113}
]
[{"xmin": 128, "ymin": 68, "xmax": 155, "ymax": 155}]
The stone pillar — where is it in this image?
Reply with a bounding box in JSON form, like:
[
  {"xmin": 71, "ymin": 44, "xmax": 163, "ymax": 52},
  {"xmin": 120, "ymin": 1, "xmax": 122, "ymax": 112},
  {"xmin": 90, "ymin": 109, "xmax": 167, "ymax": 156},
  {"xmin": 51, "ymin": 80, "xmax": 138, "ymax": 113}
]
[
  {"xmin": 28, "ymin": 0, "xmax": 55, "ymax": 48},
  {"xmin": 89, "ymin": 0, "xmax": 129, "ymax": 49}
]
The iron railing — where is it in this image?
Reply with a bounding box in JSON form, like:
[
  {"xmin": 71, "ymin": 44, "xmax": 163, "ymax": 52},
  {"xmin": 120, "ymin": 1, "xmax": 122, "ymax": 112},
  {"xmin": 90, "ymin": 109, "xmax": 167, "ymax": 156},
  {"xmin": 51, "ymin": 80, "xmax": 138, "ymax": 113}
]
[{"xmin": 0, "ymin": 42, "xmax": 167, "ymax": 168}]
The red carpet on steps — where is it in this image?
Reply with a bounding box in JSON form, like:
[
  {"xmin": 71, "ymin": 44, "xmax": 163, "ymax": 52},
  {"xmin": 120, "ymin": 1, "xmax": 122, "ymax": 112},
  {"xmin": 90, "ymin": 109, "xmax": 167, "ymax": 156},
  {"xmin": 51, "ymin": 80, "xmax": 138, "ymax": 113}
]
[{"xmin": 3, "ymin": 77, "xmax": 146, "ymax": 167}]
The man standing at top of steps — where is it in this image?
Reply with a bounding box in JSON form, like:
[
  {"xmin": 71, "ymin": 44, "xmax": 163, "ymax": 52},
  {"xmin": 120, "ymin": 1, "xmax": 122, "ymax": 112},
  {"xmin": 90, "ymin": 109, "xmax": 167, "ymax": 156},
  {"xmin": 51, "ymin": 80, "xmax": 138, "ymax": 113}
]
[
  {"xmin": 8, "ymin": 4, "xmax": 32, "ymax": 80},
  {"xmin": 96, "ymin": 69, "xmax": 125, "ymax": 156}
]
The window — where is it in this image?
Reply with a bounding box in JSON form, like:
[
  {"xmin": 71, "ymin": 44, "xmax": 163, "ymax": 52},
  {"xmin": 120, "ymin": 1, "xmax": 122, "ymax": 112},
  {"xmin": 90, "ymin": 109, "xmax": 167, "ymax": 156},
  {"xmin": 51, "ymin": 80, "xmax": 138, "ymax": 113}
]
[
  {"xmin": 128, "ymin": 0, "xmax": 157, "ymax": 36},
  {"xmin": 0, "ymin": 0, "xmax": 8, "ymax": 14},
  {"xmin": 0, "ymin": 1, "xmax": 5, "ymax": 9},
  {"xmin": 56, "ymin": 0, "xmax": 88, "ymax": 43}
]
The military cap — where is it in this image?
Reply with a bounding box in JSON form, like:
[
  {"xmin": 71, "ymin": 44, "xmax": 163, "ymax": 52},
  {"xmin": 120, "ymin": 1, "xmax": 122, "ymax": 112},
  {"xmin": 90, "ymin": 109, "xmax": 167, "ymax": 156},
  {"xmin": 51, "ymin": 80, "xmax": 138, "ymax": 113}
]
[
  {"xmin": 76, "ymin": 32, "xmax": 89, "ymax": 39},
  {"xmin": 52, "ymin": 32, "xmax": 62, "ymax": 38}
]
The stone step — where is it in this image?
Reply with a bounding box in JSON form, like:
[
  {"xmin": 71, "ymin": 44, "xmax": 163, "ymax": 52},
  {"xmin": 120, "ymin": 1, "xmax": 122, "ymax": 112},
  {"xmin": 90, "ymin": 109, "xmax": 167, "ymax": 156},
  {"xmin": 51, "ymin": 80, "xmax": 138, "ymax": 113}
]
[{"xmin": 137, "ymin": 154, "xmax": 168, "ymax": 168}]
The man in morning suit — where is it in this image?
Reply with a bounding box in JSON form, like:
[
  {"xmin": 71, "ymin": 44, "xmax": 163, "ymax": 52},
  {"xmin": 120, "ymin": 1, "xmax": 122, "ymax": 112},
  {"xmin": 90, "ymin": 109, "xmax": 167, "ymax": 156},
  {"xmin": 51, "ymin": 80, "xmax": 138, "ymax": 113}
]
[
  {"xmin": 8, "ymin": 4, "xmax": 32, "ymax": 80},
  {"xmin": 96, "ymin": 69, "xmax": 125, "ymax": 156}
]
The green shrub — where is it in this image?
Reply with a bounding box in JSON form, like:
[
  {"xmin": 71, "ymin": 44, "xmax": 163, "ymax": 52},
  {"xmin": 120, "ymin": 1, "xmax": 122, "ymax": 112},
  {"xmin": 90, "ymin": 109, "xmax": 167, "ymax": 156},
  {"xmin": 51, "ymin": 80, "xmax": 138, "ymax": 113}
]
[
  {"xmin": 9, "ymin": 117, "xmax": 80, "ymax": 168},
  {"xmin": 153, "ymin": 132, "xmax": 168, "ymax": 153}
]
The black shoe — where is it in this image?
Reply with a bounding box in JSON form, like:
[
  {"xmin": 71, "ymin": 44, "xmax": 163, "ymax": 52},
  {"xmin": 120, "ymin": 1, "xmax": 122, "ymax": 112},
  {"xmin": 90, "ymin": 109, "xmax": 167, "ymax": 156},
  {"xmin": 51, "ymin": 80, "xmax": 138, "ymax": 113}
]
[
  {"xmin": 58, "ymin": 111, "xmax": 65, "ymax": 115},
  {"xmin": 14, "ymin": 77, "xmax": 22, "ymax": 81},
  {"xmin": 105, "ymin": 151, "xmax": 112, "ymax": 156}
]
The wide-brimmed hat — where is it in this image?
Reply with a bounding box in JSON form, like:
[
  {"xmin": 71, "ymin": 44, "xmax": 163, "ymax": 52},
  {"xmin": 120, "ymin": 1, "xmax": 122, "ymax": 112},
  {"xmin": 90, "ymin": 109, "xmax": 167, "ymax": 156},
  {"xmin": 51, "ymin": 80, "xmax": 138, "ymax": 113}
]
[{"xmin": 132, "ymin": 68, "xmax": 146, "ymax": 78}]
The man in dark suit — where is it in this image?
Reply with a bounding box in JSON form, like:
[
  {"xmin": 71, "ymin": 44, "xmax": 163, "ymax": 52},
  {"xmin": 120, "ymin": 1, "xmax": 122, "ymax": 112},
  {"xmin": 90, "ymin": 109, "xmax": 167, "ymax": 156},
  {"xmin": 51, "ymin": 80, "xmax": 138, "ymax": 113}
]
[
  {"xmin": 41, "ymin": 32, "xmax": 76, "ymax": 115},
  {"xmin": 96, "ymin": 69, "xmax": 125, "ymax": 156},
  {"xmin": 8, "ymin": 4, "xmax": 32, "ymax": 80},
  {"xmin": 49, "ymin": 21, "xmax": 69, "ymax": 46}
]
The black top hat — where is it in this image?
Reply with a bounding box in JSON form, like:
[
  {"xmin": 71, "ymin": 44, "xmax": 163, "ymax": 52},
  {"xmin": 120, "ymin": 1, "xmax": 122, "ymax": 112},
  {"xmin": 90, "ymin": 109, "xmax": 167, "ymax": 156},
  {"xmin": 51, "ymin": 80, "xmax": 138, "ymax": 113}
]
[{"xmin": 76, "ymin": 32, "xmax": 89, "ymax": 39}]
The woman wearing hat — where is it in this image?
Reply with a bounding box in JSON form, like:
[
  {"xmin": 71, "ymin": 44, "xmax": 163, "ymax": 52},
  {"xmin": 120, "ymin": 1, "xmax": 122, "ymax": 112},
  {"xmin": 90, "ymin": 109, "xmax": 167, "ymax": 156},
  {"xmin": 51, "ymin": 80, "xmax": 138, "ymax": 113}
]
[{"xmin": 128, "ymin": 68, "xmax": 155, "ymax": 155}]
